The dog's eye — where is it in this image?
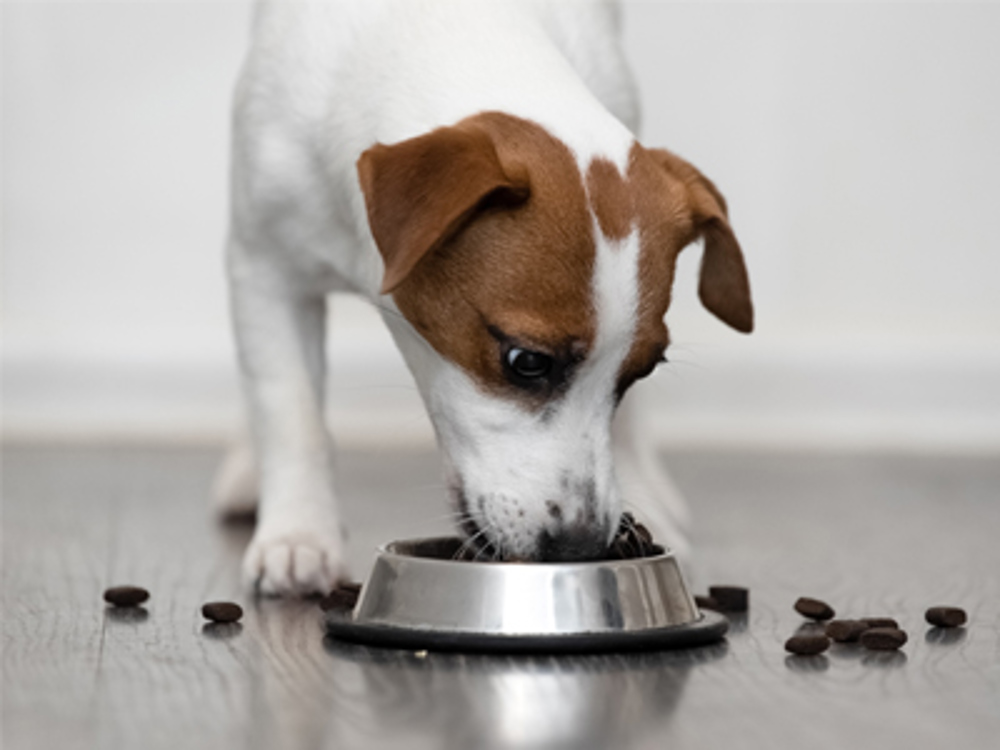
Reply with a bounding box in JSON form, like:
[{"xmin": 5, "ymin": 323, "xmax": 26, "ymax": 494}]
[{"xmin": 505, "ymin": 348, "xmax": 553, "ymax": 381}]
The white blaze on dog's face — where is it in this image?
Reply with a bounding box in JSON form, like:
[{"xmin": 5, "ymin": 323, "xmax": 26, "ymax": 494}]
[{"xmin": 358, "ymin": 113, "xmax": 752, "ymax": 561}]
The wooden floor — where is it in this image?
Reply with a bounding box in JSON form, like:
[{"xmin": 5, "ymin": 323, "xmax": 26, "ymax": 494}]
[{"xmin": 3, "ymin": 444, "xmax": 998, "ymax": 750}]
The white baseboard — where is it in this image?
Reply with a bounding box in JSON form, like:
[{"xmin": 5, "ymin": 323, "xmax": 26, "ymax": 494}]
[{"xmin": 4, "ymin": 341, "xmax": 999, "ymax": 454}]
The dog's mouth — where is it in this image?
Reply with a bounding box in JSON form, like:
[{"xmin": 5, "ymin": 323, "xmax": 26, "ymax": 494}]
[{"xmin": 448, "ymin": 480, "xmax": 658, "ymax": 563}]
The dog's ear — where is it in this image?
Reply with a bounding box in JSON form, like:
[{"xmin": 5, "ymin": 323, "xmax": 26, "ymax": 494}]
[
  {"xmin": 650, "ymin": 149, "xmax": 754, "ymax": 334},
  {"xmin": 357, "ymin": 124, "xmax": 530, "ymax": 294}
]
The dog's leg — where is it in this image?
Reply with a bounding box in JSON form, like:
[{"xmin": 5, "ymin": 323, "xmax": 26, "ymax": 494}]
[
  {"xmin": 228, "ymin": 246, "xmax": 346, "ymax": 596},
  {"xmin": 211, "ymin": 437, "xmax": 259, "ymax": 519}
]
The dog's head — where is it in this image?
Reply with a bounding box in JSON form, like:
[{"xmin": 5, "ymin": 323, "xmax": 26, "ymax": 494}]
[{"xmin": 358, "ymin": 113, "xmax": 752, "ymax": 561}]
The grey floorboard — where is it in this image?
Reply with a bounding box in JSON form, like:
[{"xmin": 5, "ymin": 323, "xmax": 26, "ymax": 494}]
[{"xmin": 2, "ymin": 444, "xmax": 998, "ymax": 750}]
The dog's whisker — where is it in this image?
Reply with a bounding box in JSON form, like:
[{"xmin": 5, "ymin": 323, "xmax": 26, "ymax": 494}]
[
  {"xmin": 432, "ymin": 510, "xmax": 469, "ymax": 525},
  {"xmin": 453, "ymin": 516, "xmax": 489, "ymax": 560},
  {"xmin": 453, "ymin": 516, "xmax": 497, "ymax": 561},
  {"xmin": 470, "ymin": 523, "xmax": 499, "ymax": 562},
  {"xmin": 660, "ymin": 360, "xmax": 707, "ymax": 372}
]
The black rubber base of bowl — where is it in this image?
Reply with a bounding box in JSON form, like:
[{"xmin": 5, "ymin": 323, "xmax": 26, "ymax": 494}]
[{"xmin": 322, "ymin": 607, "xmax": 728, "ymax": 654}]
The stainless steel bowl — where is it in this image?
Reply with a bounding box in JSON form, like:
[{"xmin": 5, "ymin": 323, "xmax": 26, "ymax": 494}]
[{"xmin": 324, "ymin": 537, "xmax": 727, "ymax": 653}]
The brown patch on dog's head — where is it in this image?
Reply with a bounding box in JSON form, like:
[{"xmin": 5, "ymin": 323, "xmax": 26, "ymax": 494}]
[
  {"xmin": 583, "ymin": 144, "xmax": 754, "ymax": 397},
  {"xmin": 357, "ymin": 114, "xmax": 752, "ymax": 403},
  {"xmin": 641, "ymin": 146, "xmax": 754, "ymax": 335},
  {"xmin": 358, "ymin": 112, "xmax": 597, "ymax": 401},
  {"xmin": 357, "ymin": 121, "xmax": 530, "ymax": 294},
  {"xmin": 587, "ymin": 158, "xmax": 633, "ymax": 242}
]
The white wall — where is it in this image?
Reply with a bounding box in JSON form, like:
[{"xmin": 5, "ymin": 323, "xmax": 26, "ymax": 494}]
[{"xmin": 4, "ymin": 1, "xmax": 999, "ymax": 452}]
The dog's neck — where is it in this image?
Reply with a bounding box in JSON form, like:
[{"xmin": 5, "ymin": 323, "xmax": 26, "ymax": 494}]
[{"xmin": 337, "ymin": 1, "xmax": 636, "ymax": 172}]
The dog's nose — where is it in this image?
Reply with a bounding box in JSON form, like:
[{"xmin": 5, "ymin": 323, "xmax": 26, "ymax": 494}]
[{"xmin": 537, "ymin": 524, "xmax": 610, "ymax": 562}]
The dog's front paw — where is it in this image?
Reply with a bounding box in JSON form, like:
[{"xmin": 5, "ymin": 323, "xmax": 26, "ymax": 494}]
[{"xmin": 242, "ymin": 518, "xmax": 347, "ymax": 597}]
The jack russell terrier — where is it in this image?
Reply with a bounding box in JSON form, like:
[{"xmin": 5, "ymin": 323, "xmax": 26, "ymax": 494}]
[{"xmin": 213, "ymin": 0, "xmax": 753, "ymax": 596}]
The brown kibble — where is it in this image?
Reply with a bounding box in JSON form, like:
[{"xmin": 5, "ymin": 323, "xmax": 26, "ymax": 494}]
[
  {"xmin": 319, "ymin": 583, "xmax": 362, "ymax": 611},
  {"xmin": 860, "ymin": 627, "xmax": 908, "ymax": 650},
  {"xmin": 633, "ymin": 522, "xmax": 653, "ymax": 546},
  {"xmin": 694, "ymin": 594, "xmax": 720, "ymax": 612},
  {"xmin": 103, "ymin": 586, "xmax": 150, "ymax": 607},
  {"xmin": 861, "ymin": 617, "xmax": 899, "ymax": 630},
  {"xmin": 794, "ymin": 597, "xmax": 835, "ymax": 621},
  {"xmin": 606, "ymin": 513, "xmax": 663, "ymax": 559},
  {"xmin": 925, "ymin": 606, "xmax": 966, "ymax": 628},
  {"xmin": 607, "ymin": 539, "xmax": 630, "ymax": 559},
  {"xmin": 708, "ymin": 586, "xmax": 749, "ymax": 613},
  {"xmin": 825, "ymin": 619, "xmax": 868, "ymax": 643},
  {"xmin": 201, "ymin": 601, "xmax": 243, "ymax": 623},
  {"xmin": 785, "ymin": 634, "xmax": 831, "ymax": 655}
]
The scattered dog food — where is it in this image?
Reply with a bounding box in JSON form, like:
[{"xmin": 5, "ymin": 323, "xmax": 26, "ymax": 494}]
[
  {"xmin": 925, "ymin": 606, "xmax": 966, "ymax": 628},
  {"xmin": 319, "ymin": 582, "xmax": 363, "ymax": 611},
  {"xmin": 860, "ymin": 627, "xmax": 908, "ymax": 650},
  {"xmin": 708, "ymin": 585, "xmax": 749, "ymax": 613},
  {"xmin": 785, "ymin": 634, "xmax": 831, "ymax": 655},
  {"xmin": 606, "ymin": 513, "xmax": 665, "ymax": 559},
  {"xmin": 825, "ymin": 619, "xmax": 868, "ymax": 643},
  {"xmin": 201, "ymin": 601, "xmax": 243, "ymax": 623},
  {"xmin": 794, "ymin": 597, "xmax": 835, "ymax": 621},
  {"xmin": 861, "ymin": 617, "xmax": 898, "ymax": 630},
  {"xmin": 103, "ymin": 586, "xmax": 150, "ymax": 607},
  {"xmin": 694, "ymin": 594, "xmax": 720, "ymax": 611}
]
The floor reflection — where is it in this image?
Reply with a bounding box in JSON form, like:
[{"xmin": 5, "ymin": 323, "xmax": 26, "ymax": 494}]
[
  {"xmin": 784, "ymin": 654, "xmax": 830, "ymax": 673},
  {"xmin": 925, "ymin": 627, "xmax": 967, "ymax": 646},
  {"xmin": 320, "ymin": 637, "xmax": 728, "ymax": 749},
  {"xmin": 104, "ymin": 606, "xmax": 149, "ymax": 624},
  {"xmin": 860, "ymin": 650, "xmax": 907, "ymax": 669},
  {"xmin": 202, "ymin": 621, "xmax": 244, "ymax": 640}
]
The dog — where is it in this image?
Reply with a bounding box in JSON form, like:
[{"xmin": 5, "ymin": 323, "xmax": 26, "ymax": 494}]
[{"xmin": 212, "ymin": 0, "xmax": 753, "ymax": 596}]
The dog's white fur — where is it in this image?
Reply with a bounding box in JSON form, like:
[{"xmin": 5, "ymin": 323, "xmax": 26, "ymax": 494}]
[{"xmin": 218, "ymin": 0, "xmax": 695, "ymax": 594}]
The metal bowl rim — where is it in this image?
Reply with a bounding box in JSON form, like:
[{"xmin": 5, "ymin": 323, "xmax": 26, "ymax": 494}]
[{"xmin": 375, "ymin": 535, "xmax": 674, "ymax": 571}]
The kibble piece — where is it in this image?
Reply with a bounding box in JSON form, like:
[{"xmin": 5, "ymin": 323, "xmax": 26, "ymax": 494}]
[
  {"xmin": 708, "ymin": 586, "xmax": 749, "ymax": 613},
  {"xmin": 785, "ymin": 634, "xmax": 831, "ymax": 655},
  {"xmin": 319, "ymin": 583, "xmax": 362, "ymax": 611},
  {"xmin": 103, "ymin": 586, "xmax": 150, "ymax": 607},
  {"xmin": 609, "ymin": 537, "xmax": 662, "ymax": 559},
  {"xmin": 925, "ymin": 606, "xmax": 966, "ymax": 628},
  {"xmin": 860, "ymin": 627, "xmax": 908, "ymax": 650},
  {"xmin": 694, "ymin": 595, "xmax": 720, "ymax": 612},
  {"xmin": 607, "ymin": 513, "xmax": 663, "ymax": 559},
  {"xmin": 201, "ymin": 601, "xmax": 243, "ymax": 623},
  {"xmin": 633, "ymin": 522, "xmax": 653, "ymax": 546},
  {"xmin": 794, "ymin": 597, "xmax": 835, "ymax": 621},
  {"xmin": 825, "ymin": 619, "xmax": 868, "ymax": 643},
  {"xmin": 861, "ymin": 617, "xmax": 899, "ymax": 630}
]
